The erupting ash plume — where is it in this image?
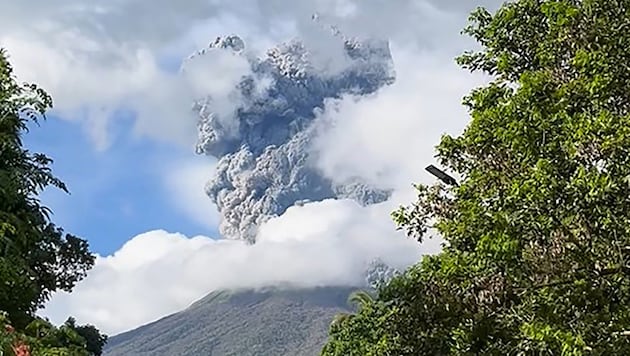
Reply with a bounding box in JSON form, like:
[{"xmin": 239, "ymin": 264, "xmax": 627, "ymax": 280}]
[{"xmin": 183, "ymin": 23, "xmax": 396, "ymax": 243}]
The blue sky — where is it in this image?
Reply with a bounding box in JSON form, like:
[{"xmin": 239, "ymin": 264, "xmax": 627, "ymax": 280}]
[{"xmin": 24, "ymin": 114, "xmax": 218, "ymax": 256}]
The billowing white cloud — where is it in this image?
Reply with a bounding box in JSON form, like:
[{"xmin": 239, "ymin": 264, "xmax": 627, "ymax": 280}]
[
  {"xmin": 0, "ymin": 0, "xmax": 503, "ymax": 149},
  {"xmin": 311, "ymin": 47, "xmax": 490, "ymax": 195},
  {"xmin": 1, "ymin": 34, "xmax": 252, "ymax": 150},
  {"xmin": 42, "ymin": 198, "xmax": 431, "ymax": 335},
  {"xmin": 0, "ymin": 3, "xmax": 258, "ymax": 150}
]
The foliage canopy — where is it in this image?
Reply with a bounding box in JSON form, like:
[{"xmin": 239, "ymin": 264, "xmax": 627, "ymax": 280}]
[
  {"xmin": 0, "ymin": 49, "xmax": 106, "ymax": 355},
  {"xmin": 323, "ymin": 0, "xmax": 630, "ymax": 354},
  {"xmin": 1, "ymin": 312, "xmax": 107, "ymax": 356}
]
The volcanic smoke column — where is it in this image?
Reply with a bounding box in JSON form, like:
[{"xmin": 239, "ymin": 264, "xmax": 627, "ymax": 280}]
[{"xmin": 186, "ymin": 32, "xmax": 396, "ymax": 243}]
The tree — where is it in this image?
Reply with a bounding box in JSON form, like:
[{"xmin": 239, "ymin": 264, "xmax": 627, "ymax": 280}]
[
  {"xmin": 330, "ymin": 290, "xmax": 375, "ymax": 327},
  {"xmin": 65, "ymin": 317, "xmax": 108, "ymax": 356},
  {"xmin": 0, "ymin": 49, "xmax": 95, "ymax": 328},
  {"xmin": 322, "ymin": 0, "xmax": 630, "ymax": 354},
  {"xmin": 1, "ymin": 312, "xmax": 104, "ymax": 356},
  {"xmin": 0, "ymin": 49, "xmax": 107, "ymax": 356},
  {"xmin": 0, "ymin": 48, "xmax": 95, "ymax": 328}
]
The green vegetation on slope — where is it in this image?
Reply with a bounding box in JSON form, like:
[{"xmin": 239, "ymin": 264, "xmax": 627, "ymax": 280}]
[
  {"xmin": 322, "ymin": 0, "xmax": 630, "ymax": 354},
  {"xmin": 0, "ymin": 49, "xmax": 107, "ymax": 355},
  {"xmin": 1, "ymin": 313, "xmax": 107, "ymax": 356}
]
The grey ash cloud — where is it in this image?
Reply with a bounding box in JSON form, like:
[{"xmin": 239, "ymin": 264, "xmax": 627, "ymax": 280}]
[{"xmin": 187, "ymin": 30, "xmax": 396, "ymax": 242}]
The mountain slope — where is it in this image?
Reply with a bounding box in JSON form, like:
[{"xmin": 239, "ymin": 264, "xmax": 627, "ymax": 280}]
[{"xmin": 103, "ymin": 287, "xmax": 357, "ymax": 356}]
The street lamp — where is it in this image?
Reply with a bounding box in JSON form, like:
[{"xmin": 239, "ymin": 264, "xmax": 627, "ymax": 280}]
[{"xmin": 425, "ymin": 165, "xmax": 458, "ymax": 186}]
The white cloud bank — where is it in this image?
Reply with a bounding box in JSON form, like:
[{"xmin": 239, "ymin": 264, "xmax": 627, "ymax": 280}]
[{"xmin": 42, "ymin": 199, "xmax": 430, "ymax": 335}]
